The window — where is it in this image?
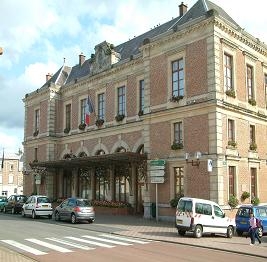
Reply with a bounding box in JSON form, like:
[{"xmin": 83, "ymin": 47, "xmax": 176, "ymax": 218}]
[
  {"xmin": 172, "ymin": 58, "xmax": 184, "ymax": 97},
  {"xmin": 228, "ymin": 119, "xmax": 235, "ymax": 142},
  {"xmin": 214, "ymin": 205, "xmax": 224, "ymax": 218},
  {"xmin": 97, "ymin": 93, "xmax": 105, "ymax": 119},
  {"xmin": 251, "ymin": 168, "xmax": 257, "ymax": 198},
  {"xmin": 174, "ymin": 122, "xmax": 183, "ymax": 144},
  {"xmin": 117, "ymin": 86, "xmax": 126, "ymax": 115},
  {"xmin": 9, "ymin": 164, "xmax": 14, "ymax": 171},
  {"xmin": 247, "ymin": 65, "xmax": 254, "ymax": 100},
  {"xmin": 139, "ymin": 80, "xmax": 144, "ymax": 113},
  {"xmin": 65, "ymin": 104, "xmax": 71, "ymax": 130},
  {"xmin": 34, "ymin": 109, "xmax": 40, "ymax": 132},
  {"xmin": 195, "ymin": 203, "xmax": 212, "ymax": 215},
  {"xmin": 228, "ymin": 166, "xmax": 236, "ymax": 196},
  {"xmin": 265, "ymin": 74, "xmax": 267, "ymax": 106},
  {"xmin": 250, "ymin": 125, "xmax": 256, "ymax": 144},
  {"xmin": 8, "ymin": 174, "xmax": 14, "ymax": 184},
  {"xmin": 224, "ymin": 53, "xmax": 233, "ymax": 90},
  {"xmin": 0, "ymin": 176, "xmax": 2, "ymax": 184},
  {"xmin": 175, "ymin": 167, "xmax": 184, "ymax": 196},
  {"xmin": 34, "ymin": 148, "xmax": 38, "ymax": 162},
  {"xmin": 80, "ymin": 98, "xmax": 87, "ymax": 124}
]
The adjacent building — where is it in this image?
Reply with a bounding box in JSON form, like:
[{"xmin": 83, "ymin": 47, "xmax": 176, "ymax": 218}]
[
  {"xmin": 23, "ymin": 0, "xmax": 267, "ymax": 220},
  {"xmin": 0, "ymin": 153, "xmax": 24, "ymax": 197}
]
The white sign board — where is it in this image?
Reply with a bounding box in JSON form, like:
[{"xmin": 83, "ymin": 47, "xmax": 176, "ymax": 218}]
[
  {"xmin": 207, "ymin": 159, "xmax": 213, "ymax": 172},
  {"xmin": 150, "ymin": 170, "xmax": 165, "ymax": 177},
  {"xmin": 151, "ymin": 177, "xmax": 164, "ymax": 183}
]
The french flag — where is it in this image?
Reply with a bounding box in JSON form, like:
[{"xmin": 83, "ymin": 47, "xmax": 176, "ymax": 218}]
[{"xmin": 85, "ymin": 95, "xmax": 94, "ymax": 126}]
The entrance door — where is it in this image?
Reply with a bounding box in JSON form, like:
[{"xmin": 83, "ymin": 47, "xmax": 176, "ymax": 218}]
[{"xmin": 63, "ymin": 170, "xmax": 72, "ymax": 197}]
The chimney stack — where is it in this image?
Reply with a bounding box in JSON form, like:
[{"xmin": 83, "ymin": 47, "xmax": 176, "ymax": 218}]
[
  {"xmin": 179, "ymin": 2, "xmax": 187, "ymax": 17},
  {"xmin": 79, "ymin": 52, "xmax": 86, "ymax": 66},
  {"xmin": 46, "ymin": 73, "xmax": 51, "ymax": 82}
]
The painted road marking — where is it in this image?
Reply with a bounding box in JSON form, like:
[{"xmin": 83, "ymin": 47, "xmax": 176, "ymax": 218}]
[
  {"xmin": 82, "ymin": 235, "xmax": 132, "ymax": 245},
  {"xmin": 65, "ymin": 236, "xmax": 115, "ymax": 248},
  {"xmin": 100, "ymin": 234, "xmax": 151, "ymax": 244},
  {"xmin": 45, "ymin": 237, "xmax": 94, "ymax": 250}
]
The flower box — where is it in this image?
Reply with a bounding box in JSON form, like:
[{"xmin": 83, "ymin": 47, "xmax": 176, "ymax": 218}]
[
  {"xmin": 33, "ymin": 129, "xmax": 39, "ymax": 136},
  {"xmin": 94, "ymin": 206, "xmax": 133, "ymax": 216},
  {"xmin": 115, "ymin": 114, "xmax": 125, "ymax": 122},
  {"xmin": 248, "ymin": 98, "xmax": 256, "ymax": 106},
  {"xmin": 78, "ymin": 123, "xmax": 86, "ymax": 130},
  {"xmin": 225, "ymin": 89, "xmax": 236, "ymax": 98},
  {"xmin": 95, "ymin": 119, "xmax": 104, "ymax": 127},
  {"xmin": 64, "ymin": 127, "xmax": 70, "ymax": 134},
  {"xmin": 170, "ymin": 95, "xmax": 184, "ymax": 102},
  {"xmin": 171, "ymin": 142, "xmax": 183, "ymax": 150}
]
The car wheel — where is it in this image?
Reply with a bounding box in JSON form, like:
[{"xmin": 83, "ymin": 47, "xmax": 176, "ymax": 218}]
[
  {"xmin": 3, "ymin": 207, "xmax": 6, "ymax": 213},
  {"xmin": 193, "ymin": 225, "xmax": 203, "ymax": 238},
  {"xmin": 178, "ymin": 229, "xmax": 186, "ymax": 236},
  {"xmin": 32, "ymin": 210, "xmax": 36, "ymax": 219},
  {"xmin": 11, "ymin": 207, "xmax": 15, "ymax": 214},
  {"xmin": 21, "ymin": 209, "xmax": 25, "ymax": 217},
  {"xmin": 71, "ymin": 213, "xmax": 76, "ymax": 224},
  {"xmin": 88, "ymin": 219, "xmax": 94, "ymax": 224},
  {"xmin": 227, "ymin": 226, "xmax": 234, "ymax": 238},
  {"xmin": 48, "ymin": 214, "xmax": 52, "ymax": 219},
  {"xmin": 236, "ymin": 229, "xmax": 243, "ymax": 236}
]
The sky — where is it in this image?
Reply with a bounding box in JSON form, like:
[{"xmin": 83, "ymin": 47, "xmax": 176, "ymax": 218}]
[{"xmin": 0, "ymin": 0, "xmax": 267, "ymax": 155}]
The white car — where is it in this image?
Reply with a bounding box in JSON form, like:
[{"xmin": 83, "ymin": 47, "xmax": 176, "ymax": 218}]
[{"xmin": 22, "ymin": 195, "xmax": 53, "ymax": 219}]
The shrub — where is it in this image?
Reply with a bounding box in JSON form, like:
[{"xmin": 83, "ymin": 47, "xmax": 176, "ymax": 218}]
[
  {"xmin": 241, "ymin": 191, "xmax": 250, "ymax": 202},
  {"xmin": 228, "ymin": 195, "xmax": 239, "ymax": 209},
  {"xmin": 251, "ymin": 196, "xmax": 260, "ymax": 206},
  {"xmin": 169, "ymin": 194, "xmax": 184, "ymax": 208}
]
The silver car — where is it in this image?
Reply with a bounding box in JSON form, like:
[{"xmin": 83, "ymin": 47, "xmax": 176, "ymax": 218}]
[{"xmin": 54, "ymin": 198, "xmax": 95, "ymax": 224}]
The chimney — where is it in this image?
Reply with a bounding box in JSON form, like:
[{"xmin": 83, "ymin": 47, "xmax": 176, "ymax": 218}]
[
  {"xmin": 79, "ymin": 52, "xmax": 86, "ymax": 66},
  {"xmin": 46, "ymin": 73, "xmax": 51, "ymax": 82},
  {"xmin": 179, "ymin": 2, "xmax": 187, "ymax": 17}
]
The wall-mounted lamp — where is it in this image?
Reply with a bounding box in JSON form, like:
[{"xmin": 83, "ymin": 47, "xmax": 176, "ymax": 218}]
[{"xmin": 185, "ymin": 152, "xmax": 201, "ymax": 167}]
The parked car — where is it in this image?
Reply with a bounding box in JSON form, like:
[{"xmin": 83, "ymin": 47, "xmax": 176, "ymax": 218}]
[
  {"xmin": 22, "ymin": 195, "xmax": 53, "ymax": 219},
  {"xmin": 175, "ymin": 197, "xmax": 235, "ymax": 238},
  {"xmin": 0, "ymin": 196, "xmax": 7, "ymax": 212},
  {"xmin": 54, "ymin": 197, "xmax": 95, "ymax": 224},
  {"xmin": 3, "ymin": 195, "xmax": 28, "ymax": 214},
  {"xmin": 235, "ymin": 204, "xmax": 267, "ymax": 237}
]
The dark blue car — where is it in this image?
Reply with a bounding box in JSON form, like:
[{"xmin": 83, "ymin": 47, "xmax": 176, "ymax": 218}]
[{"xmin": 235, "ymin": 204, "xmax": 267, "ymax": 237}]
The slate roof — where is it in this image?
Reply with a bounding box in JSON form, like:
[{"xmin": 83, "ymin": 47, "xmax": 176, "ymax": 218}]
[{"xmin": 40, "ymin": 0, "xmax": 239, "ymax": 89}]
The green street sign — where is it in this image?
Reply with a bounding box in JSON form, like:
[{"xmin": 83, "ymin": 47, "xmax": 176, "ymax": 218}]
[{"xmin": 150, "ymin": 160, "xmax": 165, "ymax": 166}]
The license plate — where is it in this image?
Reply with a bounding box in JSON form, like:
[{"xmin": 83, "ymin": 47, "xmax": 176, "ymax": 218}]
[
  {"xmin": 240, "ymin": 221, "xmax": 247, "ymax": 224},
  {"xmin": 176, "ymin": 219, "xmax": 183, "ymax": 224},
  {"xmin": 42, "ymin": 205, "xmax": 48, "ymax": 208}
]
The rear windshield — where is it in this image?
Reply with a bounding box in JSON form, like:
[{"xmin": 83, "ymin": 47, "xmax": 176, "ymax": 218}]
[
  {"xmin": 77, "ymin": 199, "xmax": 91, "ymax": 207},
  {"xmin": 236, "ymin": 207, "xmax": 251, "ymax": 218},
  {"xmin": 177, "ymin": 199, "xmax": 193, "ymax": 212},
  {"xmin": 255, "ymin": 207, "xmax": 267, "ymax": 217},
  {"xmin": 37, "ymin": 197, "xmax": 50, "ymax": 203}
]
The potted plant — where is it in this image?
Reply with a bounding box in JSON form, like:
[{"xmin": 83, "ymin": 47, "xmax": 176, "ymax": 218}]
[
  {"xmin": 171, "ymin": 141, "xmax": 184, "ymax": 150},
  {"xmin": 241, "ymin": 191, "xmax": 250, "ymax": 202},
  {"xmin": 64, "ymin": 127, "xmax": 70, "ymax": 134},
  {"xmin": 33, "ymin": 129, "xmax": 39, "ymax": 137},
  {"xmin": 170, "ymin": 95, "xmax": 184, "ymax": 102},
  {"xmin": 115, "ymin": 114, "xmax": 125, "ymax": 122},
  {"xmin": 249, "ymin": 142, "xmax": 257, "ymax": 151},
  {"xmin": 78, "ymin": 123, "xmax": 86, "ymax": 130},
  {"xmin": 95, "ymin": 119, "xmax": 104, "ymax": 127},
  {"xmin": 248, "ymin": 98, "xmax": 256, "ymax": 106},
  {"xmin": 225, "ymin": 89, "xmax": 236, "ymax": 98},
  {"xmin": 228, "ymin": 195, "xmax": 239, "ymax": 209},
  {"xmin": 228, "ymin": 140, "xmax": 237, "ymax": 147}
]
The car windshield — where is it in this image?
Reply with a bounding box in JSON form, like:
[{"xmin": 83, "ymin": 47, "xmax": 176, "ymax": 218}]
[
  {"xmin": 77, "ymin": 199, "xmax": 91, "ymax": 207},
  {"xmin": 0, "ymin": 198, "xmax": 7, "ymax": 202},
  {"xmin": 37, "ymin": 197, "xmax": 50, "ymax": 203}
]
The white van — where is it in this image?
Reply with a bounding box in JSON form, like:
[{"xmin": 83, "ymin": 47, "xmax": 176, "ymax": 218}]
[{"xmin": 175, "ymin": 197, "xmax": 235, "ymax": 238}]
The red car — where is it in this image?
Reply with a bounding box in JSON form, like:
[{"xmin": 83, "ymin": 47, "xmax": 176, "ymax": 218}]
[{"xmin": 3, "ymin": 195, "xmax": 28, "ymax": 214}]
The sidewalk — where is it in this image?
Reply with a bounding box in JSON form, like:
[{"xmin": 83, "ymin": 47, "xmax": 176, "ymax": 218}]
[{"xmin": 0, "ymin": 214, "xmax": 266, "ymax": 261}]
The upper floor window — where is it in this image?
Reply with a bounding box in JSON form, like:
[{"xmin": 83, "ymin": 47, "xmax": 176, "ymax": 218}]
[
  {"xmin": 175, "ymin": 167, "xmax": 184, "ymax": 197},
  {"xmin": 228, "ymin": 166, "xmax": 236, "ymax": 196},
  {"xmin": 265, "ymin": 74, "xmax": 267, "ymax": 106},
  {"xmin": 250, "ymin": 124, "xmax": 255, "ymax": 144},
  {"xmin": 172, "ymin": 58, "xmax": 184, "ymax": 97},
  {"xmin": 228, "ymin": 119, "xmax": 235, "ymax": 142},
  {"xmin": 174, "ymin": 121, "xmax": 183, "ymax": 144},
  {"xmin": 139, "ymin": 80, "xmax": 145, "ymax": 113},
  {"xmin": 34, "ymin": 148, "xmax": 38, "ymax": 162},
  {"xmin": 97, "ymin": 93, "xmax": 105, "ymax": 120},
  {"xmin": 80, "ymin": 98, "xmax": 87, "ymax": 124},
  {"xmin": 0, "ymin": 176, "xmax": 2, "ymax": 184},
  {"xmin": 224, "ymin": 53, "xmax": 233, "ymax": 90},
  {"xmin": 8, "ymin": 174, "xmax": 14, "ymax": 184},
  {"xmin": 117, "ymin": 86, "xmax": 125, "ymax": 115},
  {"xmin": 246, "ymin": 65, "xmax": 254, "ymax": 100},
  {"xmin": 9, "ymin": 164, "xmax": 14, "ymax": 171},
  {"xmin": 251, "ymin": 168, "xmax": 257, "ymax": 198},
  {"xmin": 65, "ymin": 104, "xmax": 71, "ymax": 130},
  {"xmin": 34, "ymin": 109, "xmax": 40, "ymax": 132}
]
